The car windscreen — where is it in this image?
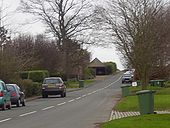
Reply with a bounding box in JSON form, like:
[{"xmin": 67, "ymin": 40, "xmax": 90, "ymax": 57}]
[
  {"xmin": 44, "ymin": 79, "xmax": 62, "ymax": 84},
  {"xmin": 7, "ymin": 85, "xmax": 16, "ymax": 91}
]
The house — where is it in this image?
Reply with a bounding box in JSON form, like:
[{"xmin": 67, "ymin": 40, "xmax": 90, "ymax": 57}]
[{"xmin": 88, "ymin": 58, "xmax": 106, "ymax": 75}]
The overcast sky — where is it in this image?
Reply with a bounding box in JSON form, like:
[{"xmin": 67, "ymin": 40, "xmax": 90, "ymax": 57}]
[{"xmin": 1, "ymin": 0, "xmax": 124, "ymax": 70}]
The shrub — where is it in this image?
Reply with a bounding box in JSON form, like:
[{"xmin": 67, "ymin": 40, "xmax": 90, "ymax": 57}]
[
  {"xmin": 11, "ymin": 79, "xmax": 41, "ymax": 98},
  {"xmin": 19, "ymin": 70, "xmax": 49, "ymax": 83},
  {"xmin": 19, "ymin": 71, "xmax": 29, "ymax": 79},
  {"xmin": 83, "ymin": 68, "xmax": 95, "ymax": 79},
  {"xmin": 50, "ymin": 72, "xmax": 67, "ymax": 81},
  {"xmin": 105, "ymin": 62, "xmax": 117, "ymax": 75},
  {"xmin": 28, "ymin": 70, "xmax": 49, "ymax": 83},
  {"xmin": 32, "ymin": 82, "xmax": 41, "ymax": 96}
]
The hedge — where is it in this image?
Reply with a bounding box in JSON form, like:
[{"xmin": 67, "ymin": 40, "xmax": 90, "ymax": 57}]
[
  {"xmin": 19, "ymin": 70, "xmax": 49, "ymax": 83},
  {"xmin": 19, "ymin": 71, "xmax": 29, "ymax": 79}
]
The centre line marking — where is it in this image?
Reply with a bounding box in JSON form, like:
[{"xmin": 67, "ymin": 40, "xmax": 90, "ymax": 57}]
[
  {"xmin": 76, "ymin": 97, "xmax": 81, "ymax": 100},
  {"xmin": 0, "ymin": 118, "xmax": 12, "ymax": 123},
  {"xmin": 85, "ymin": 76, "xmax": 122, "ymax": 97},
  {"xmin": 92, "ymin": 91, "xmax": 97, "ymax": 93},
  {"xmin": 87, "ymin": 92, "xmax": 92, "ymax": 95},
  {"xmin": 19, "ymin": 111, "xmax": 37, "ymax": 117},
  {"xmin": 42, "ymin": 106, "xmax": 55, "ymax": 111},
  {"xmin": 68, "ymin": 99, "xmax": 75, "ymax": 103},
  {"xmin": 57, "ymin": 102, "xmax": 66, "ymax": 106},
  {"xmin": 82, "ymin": 94, "xmax": 86, "ymax": 97}
]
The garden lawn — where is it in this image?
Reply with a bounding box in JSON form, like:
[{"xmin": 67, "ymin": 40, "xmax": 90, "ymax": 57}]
[{"xmin": 101, "ymin": 114, "xmax": 170, "ymax": 128}]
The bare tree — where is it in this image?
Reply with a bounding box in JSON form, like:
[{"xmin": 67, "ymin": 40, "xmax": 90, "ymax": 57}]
[
  {"xmin": 151, "ymin": 5, "xmax": 170, "ymax": 79},
  {"xmin": 0, "ymin": 0, "xmax": 11, "ymax": 46},
  {"xmin": 94, "ymin": 0, "xmax": 166, "ymax": 89},
  {"xmin": 34, "ymin": 34, "xmax": 62, "ymax": 73},
  {"xmin": 19, "ymin": 0, "xmax": 93, "ymax": 79},
  {"xmin": 12, "ymin": 34, "xmax": 40, "ymax": 70},
  {"xmin": 19, "ymin": 0, "xmax": 93, "ymax": 46}
]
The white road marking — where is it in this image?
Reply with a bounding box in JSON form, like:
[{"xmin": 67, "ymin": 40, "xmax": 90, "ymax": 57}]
[
  {"xmin": 19, "ymin": 111, "xmax": 37, "ymax": 117},
  {"xmin": 57, "ymin": 102, "xmax": 66, "ymax": 106},
  {"xmin": 85, "ymin": 76, "xmax": 122, "ymax": 97},
  {"xmin": 68, "ymin": 99, "xmax": 75, "ymax": 103},
  {"xmin": 82, "ymin": 94, "xmax": 86, "ymax": 97},
  {"xmin": 87, "ymin": 92, "xmax": 92, "ymax": 95},
  {"xmin": 0, "ymin": 118, "xmax": 12, "ymax": 123},
  {"xmin": 92, "ymin": 91, "xmax": 97, "ymax": 93},
  {"xmin": 42, "ymin": 106, "xmax": 55, "ymax": 111},
  {"xmin": 76, "ymin": 97, "xmax": 81, "ymax": 100}
]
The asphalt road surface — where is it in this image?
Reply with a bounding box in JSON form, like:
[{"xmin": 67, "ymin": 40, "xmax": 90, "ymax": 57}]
[{"xmin": 0, "ymin": 73, "xmax": 122, "ymax": 128}]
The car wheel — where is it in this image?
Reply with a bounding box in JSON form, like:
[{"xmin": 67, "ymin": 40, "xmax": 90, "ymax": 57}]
[
  {"xmin": 42, "ymin": 93, "xmax": 48, "ymax": 98},
  {"xmin": 61, "ymin": 92, "xmax": 64, "ymax": 97},
  {"xmin": 7, "ymin": 102, "xmax": 11, "ymax": 109},
  {"xmin": 2, "ymin": 104, "xmax": 6, "ymax": 110},
  {"xmin": 16, "ymin": 99, "xmax": 21, "ymax": 107},
  {"xmin": 22, "ymin": 100, "xmax": 26, "ymax": 106},
  {"xmin": 64, "ymin": 92, "xmax": 66, "ymax": 97}
]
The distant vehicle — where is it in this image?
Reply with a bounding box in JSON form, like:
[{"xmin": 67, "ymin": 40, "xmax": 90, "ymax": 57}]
[
  {"xmin": 42, "ymin": 77, "xmax": 66, "ymax": 98},
  {"xmin": 124, "ymin": 70, "xmax": 134, "ymax": 78},
  {"xmin": 0, "ymin": 80, "xmax": 11, "ymax": 110},
  {"xmin": 122, "ymin": 73, "xmax": 133, "ymax": 84},
  {"xmin": 6, "ymin": 84, "xmax": 25, "ymax": 107}
]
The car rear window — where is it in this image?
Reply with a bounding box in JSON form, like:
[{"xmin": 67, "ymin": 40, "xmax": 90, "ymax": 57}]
[
  {"xmin": 123, "ymin": 74, "xmax": 131, "ymax": 77},
  {"xmin": 7, "ymin": 85, "xmax": 15, "ymax": 91},
  {"xmin": 44, "ymin": 79, "xmax": 62, "ymax": 84}
]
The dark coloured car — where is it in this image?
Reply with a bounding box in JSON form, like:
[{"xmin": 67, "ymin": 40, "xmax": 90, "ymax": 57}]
[
  {"xmin": 6, "ymin": 84, "xmax": 25, "ymax": 107},
  {"xmin": 122, "ymin": 74, "xmax": 133, "ymax": 84},
  {"xmin": 42, "ymin": 77, "xmax": 66, "ymax": 98},
  {"xmin": 0, "ymin": 80, "xmax": 11, "ymax": 110}
]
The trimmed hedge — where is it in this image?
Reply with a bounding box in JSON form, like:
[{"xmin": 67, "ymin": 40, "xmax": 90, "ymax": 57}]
[{"xmin": 19, "ymin": 70, "xmax": 49, "ymax": 83}]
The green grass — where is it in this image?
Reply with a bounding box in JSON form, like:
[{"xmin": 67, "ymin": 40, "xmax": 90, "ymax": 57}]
[
  {"xmin": 155, "ymin": 88, "xmax": 170, "ymax": 95},
  {"xmin": 155, "ymin": 95, "xmax": 170, "ymax": 111},
  {"xmin": 129, "ymin": 86, "xmax": 162, "ymax": 95},
  {"xmin": 114, "ymin": 96, "xmax": 139, "ymax": 111},
  {"xmin": 104, "ymin": 85, "xmax": 170, "ymax": 128},
  {"xmin": 101, "ymin": 114, "xmax": 170, "ymax": 128},
  {"xmin": 114, "ymin": 94, "xmax": 170, "ymax": 111},
  {"xmin": 66, "ymin": 79, "xmax": 94, "ymax": 88}
]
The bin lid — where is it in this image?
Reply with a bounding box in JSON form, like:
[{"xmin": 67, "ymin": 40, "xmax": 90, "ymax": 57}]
[
  {"xmin": 121, "ymin": 85, "xmax": 131, "ymax": 88},
  {"xmin": 136, "ymin": 90, "xmax": 156, "ymax": 95},
  {"xmin": 79, "ymin": 80, "xmax": 84, "ymax": 82},
  {"xmin": 150, "ymin": 79, "xmax": 165, "ymax": 82}
]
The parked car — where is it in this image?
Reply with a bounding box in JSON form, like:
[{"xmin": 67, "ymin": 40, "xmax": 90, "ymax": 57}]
[
  {"xmin": 0, "ymin": 80, "xmax": 11, "ymax": 110},
  {"xmin": 122, "ymin": 73, "xmax": 133, "ymax": 84},
  {"xmin": 42, "ymin": 77, "xmax": 66, "ymax": 98},
  {"xmin": 6, "ymin": 84, "xmax": 25, "ymax": 107}
]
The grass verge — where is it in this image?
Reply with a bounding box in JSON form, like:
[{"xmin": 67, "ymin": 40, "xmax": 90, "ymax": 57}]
[
  {"xmin": 66, "ymin": 79, "xmax": 94, "ymax": 88},
  {"xmin": 114, "ymin": 95, "xmax": 170, "ymax": 111},
  {"xmin": 101, "ymin": 114, "xmax": 170, "ymax": 128}
]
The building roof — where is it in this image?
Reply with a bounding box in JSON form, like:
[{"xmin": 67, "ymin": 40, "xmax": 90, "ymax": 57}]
[{"xmin": 88, "ymin": 58, "xmax": 106, "ymax": 68}]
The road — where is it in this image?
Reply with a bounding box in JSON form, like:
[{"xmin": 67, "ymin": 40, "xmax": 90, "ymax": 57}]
[{"xmin": 0, "ymin": 73, "xmax": 122, "ymax": 128}]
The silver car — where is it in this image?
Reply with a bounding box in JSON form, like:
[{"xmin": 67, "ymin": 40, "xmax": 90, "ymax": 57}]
[
  {"xmin": 42, "ymin": 77, "xmax": 66, "ymax": 98},
  {"xmin": 6, "ymin": 84, "xmax": 26, "ymax": 107}
]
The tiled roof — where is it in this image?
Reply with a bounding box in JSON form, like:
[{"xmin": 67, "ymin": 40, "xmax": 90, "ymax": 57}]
[{"xmin": 88, "ymin": 58, "xmax": 106, "ymax": 68}]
